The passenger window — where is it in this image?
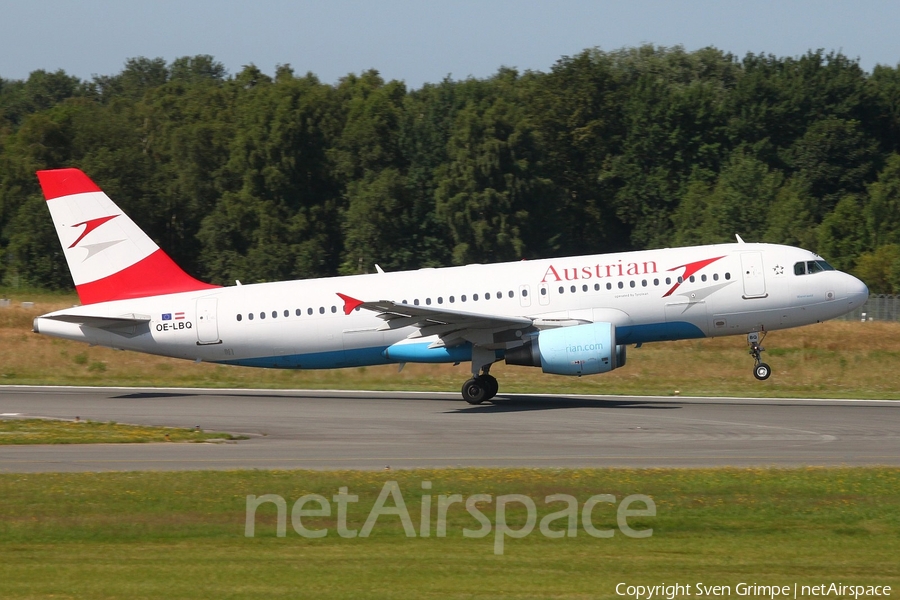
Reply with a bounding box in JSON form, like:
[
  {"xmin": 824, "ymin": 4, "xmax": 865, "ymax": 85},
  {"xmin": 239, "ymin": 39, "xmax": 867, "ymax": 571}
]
[
  {"xmin": 308, "ymin": 308, "xmax": 313, "ymax": 315},
  {"xmin": 689, "ymin": 275, "xmax": 695, "ymax": 283},
  {"xmin": 426, "ymin": 298, "xmax": 432, "ymax": 305},
  {"xmin": 319, "ymin": 307, "xmax": 325, "ymax": 314},
  {"xmin": 272, "ymin": 311, "xmax": 277, "ymax": 318},
  {"xmin": 618, "ymin": 282, "xmax": 624, "ymax": 289},
  {"xmin": 237, "ymin": 314, "xmax": 242, "ymax": 322},
  {"xmin": 701, "ymin": 275, "xmax": 707, "ymax": 282},
  {"xmin": 570, "ymin": 285, "xmax": 576, "ymax": 293},
  {"xmin": 248, "ymin": 313, "xmax": 254, "ymax": 321},
  {"xmin": 331, "ymin": 306, "xmax": 337, "ymax": 313},
  {"xmin": 462, "ymin": 295, "xmax": 467, "ymax": 302},
  {"xmin": 629, "ymin": 280, "xmax": 635, "ymax": 288},
  {"xmin": 713, "ymin": 273, "xmax": 719, "ymax": 281},
  {"xmin": 540, "ymin": 288, "xmax": 546, "ymax": 295},
  {"xmin": 582, "ymin": 284, "xmax": 588, "ymax": 292},
  {"xmin": 666, "ymin": 277, "xmax": 672, "ymax": 285},
  {"xmin": 606, "ymin": 283, "xmax": 612, "ymax": 290},
  {"xmin": 642, "ymin": 280, "xmax": 647, "ymax": 287},
  {"xmin": 594, "ymin": 283, "xmax": 600, "ymax": 291},
  {"xmin": 725, "ymin": 273, "xmax": 731, "ymax": 280},
  {"xmin": 295, "ymin": 309, "xmax": 301, "ymax": 316},
  {"xmin": 485, "ymin": 293, "xmax": 491, "ymax": 300},
  {"xmin": 284, "ymin": 310, "xmax": 289, "ymax": 317},
  {"xmin": 497, "ymin": 291, "xmax": 502, "ymax": 298},
  {"xmin": 653, "ymin": 278, "xmax": 659, "ymax": 286},
  {"xmin": 509, "ymin": 290, "xmax": 514, "ymax": 298},
  {"xmin": 522, "ymin": 290, "xmax": 528, "ymax": 297},
  {"xmin": 473, "ymin": 294, "xmax": 479, "ymax": 301},
  {"xmin": 260, "ymin": 312, "xmax": 266, "ymax": 319},
  {"xmin": 677, "ymin": 276, "xmax": 684, "ymax": 284},
  {"xmin": 450, "ymin": 296, "xmax": 455, "ymax": 303},
  {"xmin": 414, "ymin": 299, "xmax": 420, "ymax": 305},
  {"xmin": 558, "ymin": 287, "xmax": 564, "ymax": 294},
  {"xmin": 438, "ymin": 297, "xmax": 443, "ymax": 304}
]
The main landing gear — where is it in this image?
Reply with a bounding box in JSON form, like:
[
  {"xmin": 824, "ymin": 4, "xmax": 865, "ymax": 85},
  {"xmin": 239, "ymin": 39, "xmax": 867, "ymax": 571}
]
[
  {"xmin": 461, "ymin": 371, "xmax": 499, "ymax": 405},
  {"xmin": 748, "ymin": 331, "xmax": 771, "ymax": 380},
  {"xmin": 461, "ymin": 347, "xmax": 501, "ymax": 404}
]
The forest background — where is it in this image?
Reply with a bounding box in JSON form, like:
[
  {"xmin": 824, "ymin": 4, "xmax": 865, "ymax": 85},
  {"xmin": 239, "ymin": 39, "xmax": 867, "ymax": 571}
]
[{"xmin": 3, "ymin": 45, "xmax": 900, "ymax": 293}]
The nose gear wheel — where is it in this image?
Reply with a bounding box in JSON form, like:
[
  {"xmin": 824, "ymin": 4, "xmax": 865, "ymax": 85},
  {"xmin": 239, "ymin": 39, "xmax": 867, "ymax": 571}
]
[{"xmin": 748, "ymin": 331, "xmax": 771, "ymax": 380}]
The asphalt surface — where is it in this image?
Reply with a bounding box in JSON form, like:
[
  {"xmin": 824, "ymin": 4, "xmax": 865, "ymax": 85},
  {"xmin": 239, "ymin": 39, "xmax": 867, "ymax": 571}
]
[{"xmin": 0, "ymin": 386, "xmax": 897, "ymax": 472}]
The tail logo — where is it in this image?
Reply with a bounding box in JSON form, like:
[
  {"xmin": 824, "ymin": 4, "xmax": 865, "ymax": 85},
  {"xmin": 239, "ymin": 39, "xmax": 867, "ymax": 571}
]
[
  {"xmin": 68, "ymin": 215, "xmax": 125, "ymax": 260},
  {"xmin": 69, "ymin": 215, "xmax": 119, "ymax": 248}
]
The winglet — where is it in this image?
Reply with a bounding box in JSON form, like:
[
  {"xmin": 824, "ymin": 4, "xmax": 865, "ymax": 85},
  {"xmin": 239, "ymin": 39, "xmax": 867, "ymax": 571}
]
[{"xmin": 337, "ymin": 293, "xmax": 364, "ymax": 315}]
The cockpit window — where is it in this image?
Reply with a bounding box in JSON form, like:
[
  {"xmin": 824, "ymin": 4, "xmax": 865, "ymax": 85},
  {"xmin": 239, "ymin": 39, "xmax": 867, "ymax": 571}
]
[{"xmin": 795, "ymin": 260, "xmax": 836, "ymax": 276}]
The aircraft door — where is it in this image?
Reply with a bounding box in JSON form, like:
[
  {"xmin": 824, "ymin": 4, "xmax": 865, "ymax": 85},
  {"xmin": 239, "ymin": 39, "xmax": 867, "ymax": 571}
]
[
  {"xmin": 538, "ymin": 283, "xmax": 550, "ymax": 306},
  {"xmin": 519, "ymin": 284, "xmax": 532, "ymax": 307},
  {"xmin": 196, "ymin": 298, "xmax": 220, "ymax": 344},
  {"xmin": 740, "ymin": 252, "xmax": 768, "ymax": 298}
]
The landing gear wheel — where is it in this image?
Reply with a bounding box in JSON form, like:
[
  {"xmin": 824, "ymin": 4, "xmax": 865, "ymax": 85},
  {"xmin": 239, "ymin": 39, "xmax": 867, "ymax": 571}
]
[
  {"xmin": 747, "ymin": 331, "xmax": 771, "ymax": 382},
  {"xmin": 753, "ymin": 362, "xmax": 771, "ymax": 381},
  {"xmin": 462, "ymin": 378, "xmax": 488, "ymax": 405},
  {"xmin": 480, "ymin": 374, "xmax": 499, "ymax": 400}
]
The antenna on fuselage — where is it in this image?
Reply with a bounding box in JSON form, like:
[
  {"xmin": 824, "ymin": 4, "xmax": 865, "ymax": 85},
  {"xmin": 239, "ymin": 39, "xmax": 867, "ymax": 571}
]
[{"xmin": 735, "ymin": 234, "xmax": 746, "ymax": 244}]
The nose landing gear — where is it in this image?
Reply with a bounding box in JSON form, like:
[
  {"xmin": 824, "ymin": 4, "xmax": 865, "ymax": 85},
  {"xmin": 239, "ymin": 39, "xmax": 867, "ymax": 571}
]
[{"xmin": 748, "ymin": 331, "xmax": 771, "ymax": 380}]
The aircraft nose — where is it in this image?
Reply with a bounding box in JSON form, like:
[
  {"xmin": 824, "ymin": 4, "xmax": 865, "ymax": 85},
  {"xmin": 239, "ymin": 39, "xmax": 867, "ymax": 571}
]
[{"xmin": 846, "ymin": 274, "xmax": 869, "ymax": 309}]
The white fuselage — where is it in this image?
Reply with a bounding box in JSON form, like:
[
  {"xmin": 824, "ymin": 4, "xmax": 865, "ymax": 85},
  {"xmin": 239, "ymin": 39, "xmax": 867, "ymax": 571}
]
[{"xmin": 34, "ymin": 242, "xmax": 869, "ymax": 369}]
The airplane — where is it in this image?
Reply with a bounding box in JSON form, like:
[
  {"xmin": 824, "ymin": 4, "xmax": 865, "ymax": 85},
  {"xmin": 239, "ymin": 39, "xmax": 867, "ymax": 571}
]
[{"xmin": 32, "ymin": 168, "xmax": 869, "ymax": 404}]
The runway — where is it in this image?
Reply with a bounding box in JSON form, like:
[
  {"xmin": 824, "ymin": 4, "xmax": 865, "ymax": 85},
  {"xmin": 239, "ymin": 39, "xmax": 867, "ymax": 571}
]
[{"xmin": 0, "ymin": 386, "xmax": 898, "ymax": 472}]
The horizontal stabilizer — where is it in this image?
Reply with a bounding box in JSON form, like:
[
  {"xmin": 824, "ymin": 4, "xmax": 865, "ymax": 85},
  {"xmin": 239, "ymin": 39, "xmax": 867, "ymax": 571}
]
[{"xmin": 41, "ymin": 313, "xmax": 151, "ymax": 331}]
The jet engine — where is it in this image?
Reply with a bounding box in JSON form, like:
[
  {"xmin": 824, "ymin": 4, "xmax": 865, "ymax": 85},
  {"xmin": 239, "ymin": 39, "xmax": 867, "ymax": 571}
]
[{"xmin": 504, "ymin": 322, "xmax": 626, "ymax": 376}]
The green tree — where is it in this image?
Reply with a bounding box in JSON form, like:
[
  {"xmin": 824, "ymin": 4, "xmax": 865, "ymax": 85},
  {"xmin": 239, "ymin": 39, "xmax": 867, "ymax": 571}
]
[
  {"xmin": 816, "ymin": 195, "xmax": 868, "ymax": 269},
  {"xmin": 865, "ymin": 153, "xmax": 900, "ymax": 247},
  {"xmin": 764, "ymin": 176, "xmax": 817, "ymax": 249},
  {"xmin": 435, "ymin": 79, "xmax": 559, "ymax": 265},
  {"xmin": 672, "ymin": 151, "xmax": 783, "ymax": 244},
  {"xmin": 787, "ymin": 118, "xmax": 879, "ymax": 219},
  {"xmin": 853, "ymin": 244, "xmax": 900, "ymax": 294},
  {"xmin": 198, "ymin": 67, "xmax": 342, "ymax": 283}
]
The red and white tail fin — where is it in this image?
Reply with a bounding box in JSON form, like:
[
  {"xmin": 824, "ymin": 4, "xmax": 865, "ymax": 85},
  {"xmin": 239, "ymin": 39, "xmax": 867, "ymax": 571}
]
[{"xmin": 37, "ymin": 168, "xmax": 218, "ymax": 304}]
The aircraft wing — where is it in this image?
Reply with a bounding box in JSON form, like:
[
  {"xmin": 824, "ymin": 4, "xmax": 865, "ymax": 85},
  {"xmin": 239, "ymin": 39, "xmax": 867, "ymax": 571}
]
[{"xmin": 337, "ymin": 293, "xmax": 535, "ymax": 349}]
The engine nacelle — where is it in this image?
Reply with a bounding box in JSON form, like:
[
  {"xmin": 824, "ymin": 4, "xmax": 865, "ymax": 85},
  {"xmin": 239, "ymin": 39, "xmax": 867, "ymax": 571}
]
[{"xmin": 505, "ymin": 322, "xmax": 626, "ymax": 376}]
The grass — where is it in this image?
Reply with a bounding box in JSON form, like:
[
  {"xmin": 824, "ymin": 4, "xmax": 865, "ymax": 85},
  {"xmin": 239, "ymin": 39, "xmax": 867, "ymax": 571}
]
[
  {"xmin": 2, "ymin": 292, "xmax": 900, "ymax": 398},
  {"xmin": 0, "ymin": 467, "xmax": 897, "ymax": 598},
  {"xmin": 0, "ymin": 418, "xmax": 244, "ymax": 445}
]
